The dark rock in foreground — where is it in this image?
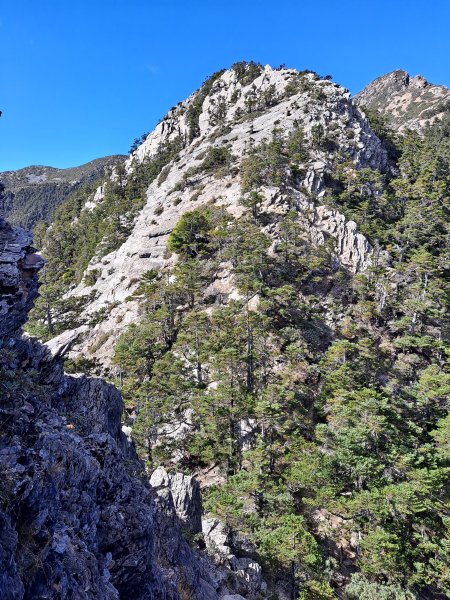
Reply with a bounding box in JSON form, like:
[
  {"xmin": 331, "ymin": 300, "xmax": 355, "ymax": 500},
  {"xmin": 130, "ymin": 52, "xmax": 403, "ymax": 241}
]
[{"xmin": 0, "ymin": 217, "xmax": 264, "ymax": 599}]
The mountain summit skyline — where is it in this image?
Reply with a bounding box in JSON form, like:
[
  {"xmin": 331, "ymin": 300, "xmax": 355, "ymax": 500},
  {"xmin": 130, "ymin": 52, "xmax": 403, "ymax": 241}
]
[
  {"xmin": 1, "ymin": 0, "xmax": 449, "ymax": 170},
  {"xmin": 1, "ymin": 66, "xmax": 447, "ymax": 175}
]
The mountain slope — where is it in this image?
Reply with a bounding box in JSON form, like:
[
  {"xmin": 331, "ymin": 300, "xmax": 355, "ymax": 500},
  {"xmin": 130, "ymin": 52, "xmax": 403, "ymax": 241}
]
[
  {"xmin": 355, "ymin": 69, "xmax": 450, "ymax": 131},
  {"xmin": 40, "ymin": 64, "xmax": 387, "ymax": 363},
  {"xmin": 0, "ymin": 216, "xmax": 268, "ymax": 599},
  {"xmin": 26, "ymin": 62, "xmax": 450, "ymax": 598},
  {"xmin": 0, "ymin": 155, "xmax": 125, "ymax": 230}
]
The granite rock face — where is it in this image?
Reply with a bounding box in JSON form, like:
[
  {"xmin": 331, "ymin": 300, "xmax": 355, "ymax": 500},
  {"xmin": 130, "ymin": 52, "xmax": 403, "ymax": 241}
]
[
  {"xmin": 47, "ymin": 65, "xmax": 388, "ymax": 364},
  {"xmin": 355, "ymin": 69, "xmax": 450, "ymax": 132},
  {"xmin": 0, "ymin": 218, "xmax": 264, "ymax": 599}
]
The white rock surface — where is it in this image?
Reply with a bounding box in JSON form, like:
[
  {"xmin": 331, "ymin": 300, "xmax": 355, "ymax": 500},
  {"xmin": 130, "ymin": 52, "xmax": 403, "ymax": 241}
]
[
  {"xmin": 150, "ymin": 466, "xmax": 202, "ymax": 535},
  {"xmin": 46, "ymin": 65, "xmax": 387, "ymax": 363},
  {"xmin": 202, "ymin": 517, "xmax": 232, "ymax": 559}
]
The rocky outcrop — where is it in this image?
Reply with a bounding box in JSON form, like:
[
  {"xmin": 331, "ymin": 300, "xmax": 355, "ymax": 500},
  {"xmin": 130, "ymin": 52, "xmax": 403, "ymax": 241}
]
[
  {"xmin": 355, "ymin": 69, "xmax": 450, "ymax": 132},
  {"xmin": 150, "ymin": 467, "xmax": 202, "ymax": 535},
  {"xmin": 0, "ymin": 218, "xmax": 161, "ymax": 599},
  {"xmin": 47, "ymin": 65, "xmax": 387, "ymax": 364},
  {"xmin": 0, "ymin": 218, "xmax": 264, "ymax": 599},
  {"xmin": 150, "ymin": 467, "xmax": 267, "ymax": 599},
  {"xmin": 0, "ymin": 217, "xmax": 44, "ymax": 336},
  {"xmin": 257, "ymin": 186, "xmax": 374, "ymax": 272},
  {"xmin": 308, "ymin": 202, "xmax": 373, "ymax": 272},
  {"xmin": 202, "ymin": 518, "xmax": 232, "ymax": 559}
]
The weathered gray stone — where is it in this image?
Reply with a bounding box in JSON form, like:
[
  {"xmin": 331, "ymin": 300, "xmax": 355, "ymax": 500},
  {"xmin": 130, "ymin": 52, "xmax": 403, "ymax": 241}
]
[
  {"xmin": 0, "ymin": 217, "xmax": 44, "ymax": 336},
  {"xmin": 170, "ymin": 471, "xmax": 203, "ymax": 535},
  {"xmin": 202, "ymin": 518, "xmax": 232, "ymax": 560},
  {"xmin": 230, "ymin": 558, "xmax": 267, "ymax": 597}
]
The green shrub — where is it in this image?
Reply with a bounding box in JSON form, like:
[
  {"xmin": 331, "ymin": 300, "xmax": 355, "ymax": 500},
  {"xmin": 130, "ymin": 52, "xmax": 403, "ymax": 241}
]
[
  {"xmin": 345, "ymin": 574, "xmax": 416, "ymax": 600},
  {"xmin": 231, "ymin": 61, "xmax": 263, "ymax": 85},
  {"xmin": 84, "ymin": 268, "xmax": 101, "ymax": 287},
  {"xmin": 197, "ymin": 146, "xmax": 233, "ymax": 172}
]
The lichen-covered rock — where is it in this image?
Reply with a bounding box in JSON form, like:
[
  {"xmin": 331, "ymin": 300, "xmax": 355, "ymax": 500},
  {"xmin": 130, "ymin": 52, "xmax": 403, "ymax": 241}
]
[
  {"xmin": 149, "ymin": 468, "xmax": 219, "ymax": 599},
  {"xmin": 0, "ymin": 221, "xmax": 159, "ymax": 598}
]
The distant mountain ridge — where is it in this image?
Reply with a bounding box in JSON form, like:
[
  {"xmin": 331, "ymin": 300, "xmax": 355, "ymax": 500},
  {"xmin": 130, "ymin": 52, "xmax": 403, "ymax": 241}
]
[
  {"xmin": 0, "ymin": 155, "xmax": 125, "ymax": 230},
  {"xmin": 355, "ymin": 69, "xmax": 450, "ymax": 131}
]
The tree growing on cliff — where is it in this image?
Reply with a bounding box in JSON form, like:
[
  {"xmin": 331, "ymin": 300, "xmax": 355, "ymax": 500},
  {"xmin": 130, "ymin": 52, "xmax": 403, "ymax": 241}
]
[{"xmin": 167, "ymin": 208, "xmax": 212, "ymax": 257}]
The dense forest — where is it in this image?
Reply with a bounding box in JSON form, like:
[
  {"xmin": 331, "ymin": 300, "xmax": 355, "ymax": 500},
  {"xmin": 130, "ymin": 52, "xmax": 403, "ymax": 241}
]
[{"xmin": 27, "ymin": 68, "xmax": 450, "ymax": 599}]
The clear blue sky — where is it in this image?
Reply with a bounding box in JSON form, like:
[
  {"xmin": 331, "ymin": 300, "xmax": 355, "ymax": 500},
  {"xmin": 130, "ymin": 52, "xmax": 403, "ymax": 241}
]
[{"xmin": 1, "ymin": 0, "xmax": 449, "ymax": 171}]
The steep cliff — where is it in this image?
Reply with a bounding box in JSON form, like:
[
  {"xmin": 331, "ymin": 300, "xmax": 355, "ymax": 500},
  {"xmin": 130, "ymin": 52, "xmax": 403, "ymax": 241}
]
[{"xmin": 0, "ymin": 217, "xmax": 266, "ymax": 599}]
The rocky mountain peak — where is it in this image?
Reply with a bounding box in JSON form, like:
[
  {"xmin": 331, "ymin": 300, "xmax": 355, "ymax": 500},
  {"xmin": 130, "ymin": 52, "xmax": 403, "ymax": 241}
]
[
  {"xmin": 355, "ymin": 69, "xmax": 450, "ymax": 131},
  {"xmin": 44, "ymin": 62, "xmax": 388, "ymax": 364},
  {"xmin": 130, "ymin": 63, "xmax": 380, "ymax": 168}
]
